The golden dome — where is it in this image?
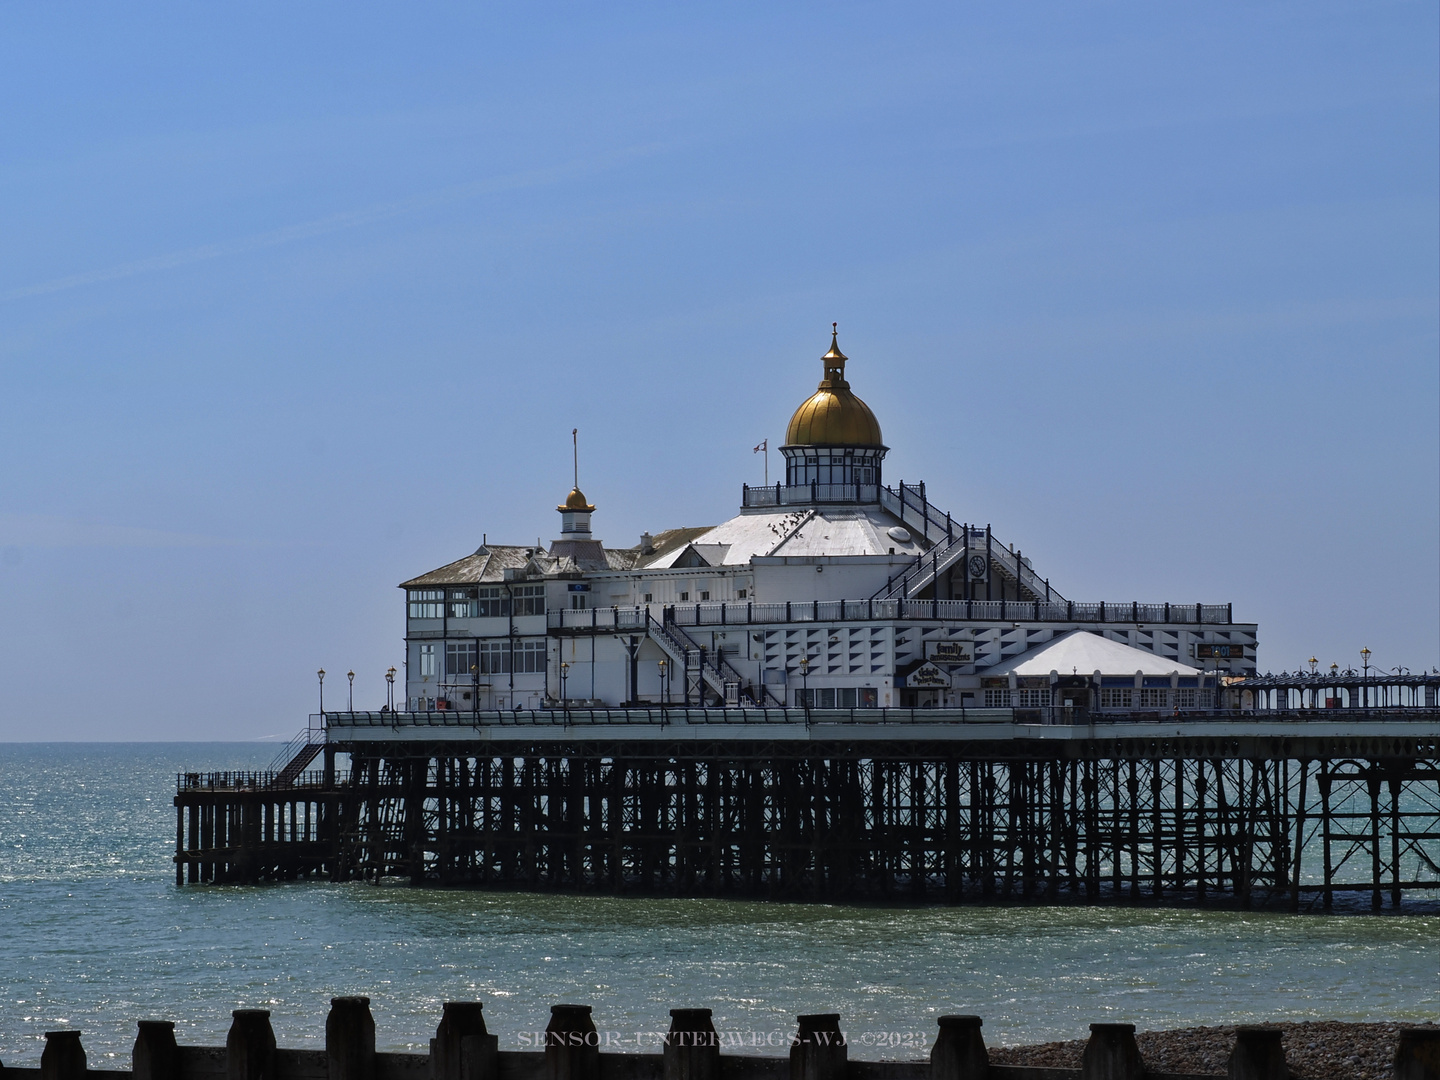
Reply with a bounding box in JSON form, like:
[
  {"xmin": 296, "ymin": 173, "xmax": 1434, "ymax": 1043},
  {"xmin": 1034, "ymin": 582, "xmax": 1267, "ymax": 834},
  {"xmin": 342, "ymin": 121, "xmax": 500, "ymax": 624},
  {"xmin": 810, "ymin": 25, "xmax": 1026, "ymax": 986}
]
[
  {"xmin": 558, "ymin": 487, "xmax": 595, "ymax": 512},
  {"xmin": 783, "ymin": 327, "xmax": 884, "ymax": 447}
]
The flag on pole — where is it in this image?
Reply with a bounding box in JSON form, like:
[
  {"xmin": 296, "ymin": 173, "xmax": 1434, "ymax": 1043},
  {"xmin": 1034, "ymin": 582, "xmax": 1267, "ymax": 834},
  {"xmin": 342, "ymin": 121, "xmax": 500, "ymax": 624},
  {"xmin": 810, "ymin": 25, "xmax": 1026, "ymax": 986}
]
[{"xmin": 752, "ymin": 439, "xmax": 766, "ymax": 454}]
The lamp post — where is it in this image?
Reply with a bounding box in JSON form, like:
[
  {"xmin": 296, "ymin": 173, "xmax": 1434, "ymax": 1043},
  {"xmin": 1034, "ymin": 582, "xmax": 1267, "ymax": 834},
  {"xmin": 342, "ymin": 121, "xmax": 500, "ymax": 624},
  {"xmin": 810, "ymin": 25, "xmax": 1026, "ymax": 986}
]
[
  {"xmin": 1361, "ymin": 647, "xmax": 1371, "ymax": 709},
  {"xmin": 471, "ymin": 664, "xmax": 479, "ymax": 719},
  {"xmin": 386, "ymin": 666, "xmax": 396, "ymax": 711},
  {"xmin": 799, "ymin": 655, "xmax": 810, "ymax": 713},
  {"xmin": 657, "ymin": 658, "xmax": 668, "ymax": 707},
  {"xmin": 1308, "ymin": 656, "xmax": 1318, "ymax": 675},
  {"xmin": 560, "ymin": 661, "xmax": 569, "ymax": 710},
  {"xmin": 317, "ymin": 669, "xmax": 325, "ymax": 715},
  {"xmin": 347, "ymin": 670, "xmax": 354, "ymax": 713}
]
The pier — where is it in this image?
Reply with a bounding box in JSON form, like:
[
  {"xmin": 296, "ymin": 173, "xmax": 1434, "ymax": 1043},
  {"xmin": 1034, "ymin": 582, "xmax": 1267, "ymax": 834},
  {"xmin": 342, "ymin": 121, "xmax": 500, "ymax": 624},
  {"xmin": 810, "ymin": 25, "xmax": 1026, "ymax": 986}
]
[{"xmin": 174, "ymin": 697, "xmax": 1440, "ymax": 911}]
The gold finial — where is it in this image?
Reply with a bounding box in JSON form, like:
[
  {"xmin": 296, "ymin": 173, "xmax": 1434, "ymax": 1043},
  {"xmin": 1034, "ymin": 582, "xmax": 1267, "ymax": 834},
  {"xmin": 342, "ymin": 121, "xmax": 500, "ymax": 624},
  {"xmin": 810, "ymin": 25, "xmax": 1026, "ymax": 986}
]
[
  {"xmin": 820, "ymin": 322, "xmax": 848, "ymax": 386},
  {"xmin": 559, "ymin": 427, "xmax": 595, "ymax": 512}
]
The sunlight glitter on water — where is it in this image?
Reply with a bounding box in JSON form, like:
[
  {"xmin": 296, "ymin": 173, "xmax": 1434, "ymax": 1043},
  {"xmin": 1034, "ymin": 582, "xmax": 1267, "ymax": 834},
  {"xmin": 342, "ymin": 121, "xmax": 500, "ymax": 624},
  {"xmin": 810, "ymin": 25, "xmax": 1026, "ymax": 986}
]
[{"xmin": 0, "ymin": 744, "xmax": 1436, "ymax": 1063}]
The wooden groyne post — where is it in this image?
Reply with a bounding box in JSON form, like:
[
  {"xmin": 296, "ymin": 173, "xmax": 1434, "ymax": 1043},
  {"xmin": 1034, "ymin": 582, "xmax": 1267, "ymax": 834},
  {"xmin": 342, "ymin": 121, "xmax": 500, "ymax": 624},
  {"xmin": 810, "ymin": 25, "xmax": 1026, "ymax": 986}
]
[{"xmin": 5, "ymin": 998, "xmax": 1437, "ymax": 1080}]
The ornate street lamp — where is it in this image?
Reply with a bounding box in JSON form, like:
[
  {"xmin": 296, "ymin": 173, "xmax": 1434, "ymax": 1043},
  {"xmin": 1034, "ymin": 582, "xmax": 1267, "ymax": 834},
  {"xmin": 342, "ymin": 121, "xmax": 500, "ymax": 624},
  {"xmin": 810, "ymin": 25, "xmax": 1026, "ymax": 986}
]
[
  {"xmin": 657, "ymin": 658, "xmax": 668, "ymax": 707},
  {"xmin": 386, "ymin": 666, "xmax": 397, "ymax": 711},
  {"xmin": 799, "ymin": 655, "xmax": 810, "ymax": 711},
  {"xmin": 1360, "ymin": 647, "xmax": 1371, "ymax": 678},
  {"xmin": 1308, "ymin": 657, "xmax": 1318, "ymax": 675},
  {"xmin": 347, "ymin": 670, "xmax": 355, "ymax": 712},
  {"xmin": 317, "ymin": 669, "xmax": 325, "ymax": 715},
  {"xmin": 560, "ymin": 661, "xmax": 570, "ymax": 708}
]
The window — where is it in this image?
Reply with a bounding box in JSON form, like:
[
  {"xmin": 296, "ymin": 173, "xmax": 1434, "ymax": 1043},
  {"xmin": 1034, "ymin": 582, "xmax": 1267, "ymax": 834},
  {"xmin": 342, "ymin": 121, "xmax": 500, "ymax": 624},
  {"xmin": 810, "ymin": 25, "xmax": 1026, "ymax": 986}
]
[
  {"xmin": 1175, "ymin": 688, "xmax": 1197, "ymax": 709},
  {"xmin": 1100, "ymin": 688, "xmax": 1133, "ymax": 709},
  {"xmin": 737, "ymin": 589, "xmax": 747, "ymax": 599},
  {"xmin": 418, "ymin": 643, "xmax": 437, "ymax": 677},
  {"xmin": 512, "ymin": 584, "xmax": 545, "ymax": 616},
  {"xmin": 1137, "ymin": 688, "xmax": 1167, "ymax": 709},
  {"xmin": 447, "ymin": 588, "xmax": 479, "ymax": 618},
  {"xmin": 478, "ymin": 641, "xmax": 509, "ymax": 675},
  {"xmin": 570, "ymin": 594, "xmax": 587, "ymax": 610},
  {"xmin": 794, "ymin": 688, "xmax": 858, "ymax": 708},
  {"xmin": 643, "ymin": 593, "xmax": 653, "ymax": 603},
  {"xmin": 679, "ymin": 591, "xmax": 689, "ymax": 602},
  {"xmin": 515, "ymin": 640, "xmax": 546, "ymax": 673},
  {"xmin": 474, "ymin": 587, "xmax": 508, "ymax": 618},
  {"xmin": 700, "ymin": 591, "xmax": 710, "ymax": 601},
  {"xmin": 1014, "ymin": 688, "xmax": 1049, "ymax": 708},
  {"xmin": 447, "ymin": 642, "xmax": 478, "ymax": 677},
  {"xmin": 409, "ymin": 590, "xmax": 444, "ymax": 619},
  {"xmin": 983, "ymin": 688, "xmax": 1011, "ymax": 708}
]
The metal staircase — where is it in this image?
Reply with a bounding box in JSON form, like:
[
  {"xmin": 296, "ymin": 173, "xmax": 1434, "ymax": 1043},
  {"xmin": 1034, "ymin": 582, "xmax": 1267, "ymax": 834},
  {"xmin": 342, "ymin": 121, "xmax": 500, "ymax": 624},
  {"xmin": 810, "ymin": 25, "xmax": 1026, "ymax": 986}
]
[
  {"xmin": 873, "ymin": 484, "xmax": 1065, "ymax": 604},
  {"xmin": 268, "ymin": 722, "xmax": 327, "ymax": 786},
  {"xmin": 647, "ymin": 611, "xmax": 781, "ymax": 706}
]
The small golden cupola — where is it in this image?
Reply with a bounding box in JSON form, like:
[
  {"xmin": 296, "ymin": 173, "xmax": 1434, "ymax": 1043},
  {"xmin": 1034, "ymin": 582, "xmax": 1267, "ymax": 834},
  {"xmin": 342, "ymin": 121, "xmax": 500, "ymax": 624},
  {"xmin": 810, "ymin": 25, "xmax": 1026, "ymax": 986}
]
[
  {"xmin": 557, "ymin": 428, "xmax": 596, "ymax": 538},
  {"xmin": 779, "ymin": 325, "xmax": 889, "ymax": 495}
]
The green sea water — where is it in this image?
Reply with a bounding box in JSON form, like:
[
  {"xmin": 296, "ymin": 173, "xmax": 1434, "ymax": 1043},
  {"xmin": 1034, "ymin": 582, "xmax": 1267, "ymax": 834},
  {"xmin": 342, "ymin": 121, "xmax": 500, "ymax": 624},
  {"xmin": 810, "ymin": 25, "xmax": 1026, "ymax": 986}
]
[{"xmin": 0, "ymin": 744, "xmax": 1435, "ymax": 1066}]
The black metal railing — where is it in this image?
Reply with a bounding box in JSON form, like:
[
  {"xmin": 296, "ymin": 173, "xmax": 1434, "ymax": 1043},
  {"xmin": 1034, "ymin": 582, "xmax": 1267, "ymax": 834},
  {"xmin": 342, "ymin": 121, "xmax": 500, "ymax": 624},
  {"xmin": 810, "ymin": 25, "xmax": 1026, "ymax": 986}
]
[
  {"xmin": 176, "ymin": 769, "xmax": 344, "ymax": 792},
  {"xmin": 548, "ymin": 598, "xmax": 1236, "ymax": 631}
]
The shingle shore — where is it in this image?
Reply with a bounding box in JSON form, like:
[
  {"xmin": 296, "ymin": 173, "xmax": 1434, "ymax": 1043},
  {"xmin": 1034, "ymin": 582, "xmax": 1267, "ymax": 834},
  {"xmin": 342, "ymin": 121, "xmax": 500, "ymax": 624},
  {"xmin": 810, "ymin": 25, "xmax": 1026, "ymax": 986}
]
[{"xmin": 988, "ymin": 1021, "xmax": 1434, "ymax": 1079}]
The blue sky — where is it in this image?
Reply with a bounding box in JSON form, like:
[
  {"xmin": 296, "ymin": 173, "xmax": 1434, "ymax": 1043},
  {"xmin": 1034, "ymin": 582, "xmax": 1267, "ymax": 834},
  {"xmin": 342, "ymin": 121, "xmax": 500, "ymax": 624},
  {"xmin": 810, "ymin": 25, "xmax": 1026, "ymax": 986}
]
[{"xmin": 1, "ymin": 3, "xmax": 1436, "ymax": 739}]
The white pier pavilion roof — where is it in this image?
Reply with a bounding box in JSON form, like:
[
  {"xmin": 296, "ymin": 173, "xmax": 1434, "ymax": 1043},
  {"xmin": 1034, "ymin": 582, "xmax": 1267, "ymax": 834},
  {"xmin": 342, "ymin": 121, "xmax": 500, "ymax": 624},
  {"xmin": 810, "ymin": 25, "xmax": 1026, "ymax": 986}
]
[
  {"xmin": 990, "ymin": 629, "xmax": 1203, "ymax": 677},
  {"xmin": 639, "ymin": 505, "xmax": 927, "ymax": 568}
]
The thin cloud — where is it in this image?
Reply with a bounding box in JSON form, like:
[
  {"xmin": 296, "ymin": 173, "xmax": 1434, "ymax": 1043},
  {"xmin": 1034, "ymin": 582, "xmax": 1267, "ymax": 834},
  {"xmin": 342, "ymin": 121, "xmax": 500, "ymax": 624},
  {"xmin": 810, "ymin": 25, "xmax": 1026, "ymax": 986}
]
[{"xmin": 1, "ymin": 142, "xmax": 666, "ymax": 304}]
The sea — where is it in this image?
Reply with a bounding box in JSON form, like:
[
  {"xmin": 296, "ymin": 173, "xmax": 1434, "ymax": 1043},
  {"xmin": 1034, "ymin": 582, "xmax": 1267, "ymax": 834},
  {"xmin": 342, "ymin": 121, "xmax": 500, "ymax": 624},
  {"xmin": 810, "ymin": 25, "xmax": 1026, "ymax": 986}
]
[{"xmin": 1, "ymin": 743, "xmax": 1435, "ymax": 1067}]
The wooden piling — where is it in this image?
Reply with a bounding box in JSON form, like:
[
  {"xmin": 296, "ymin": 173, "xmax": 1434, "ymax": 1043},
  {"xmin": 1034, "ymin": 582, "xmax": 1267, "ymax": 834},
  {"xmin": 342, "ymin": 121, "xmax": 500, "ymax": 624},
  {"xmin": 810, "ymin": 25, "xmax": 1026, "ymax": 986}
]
[
  {"xmin": 41, "ymin": 1031, "xmax": 85, "ymax": 1080},
  {"xmin": 1225, "ymin": 1026, "xmax": 1287, "ymax": 1080},
  {"xmin": 930, "ymin": 1016, "xmax": 987, "ymax": 1080},
  {"xmin": 1395, "ymin": 1028, "xmax": 1440, "ymax": 1080},
  {"xmin": 544, "ymin": 1004, "xmax": 599, "ymax": 1080},
  {"xmin": 326, "ymin": 996, "xmax": 377, "ymax": 1080},
  {"xmin": 134, "ymin": 1020, "xmax": 181, "ymax": 1080},
  {"xmin": 432, "ymin": 1002, "xmax": 496, "ymax": 1080},
  {"xmin": 225, "ymin": 1010, "xmax": 275, "ymax": 1080},
  {"xmin": 663, "ymin": 1008, "xmax": 719, "ymax": 1080},
  {"xmin": 790, "ymin": 1014, "xmax": 846, "ymax": 1080},
  {"xmin": 1079, "ymin": 1023, "xmax": 1142, "ymax": 1080}
]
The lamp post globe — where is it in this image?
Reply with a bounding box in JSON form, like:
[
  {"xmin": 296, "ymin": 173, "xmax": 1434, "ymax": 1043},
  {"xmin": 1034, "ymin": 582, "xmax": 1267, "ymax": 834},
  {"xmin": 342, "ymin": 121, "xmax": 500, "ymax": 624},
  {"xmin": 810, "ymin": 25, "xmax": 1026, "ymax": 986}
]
[
  {"xmin": 347, "ymin": 670, "xmax": 355, "ymax": 712},
  {"xmin": 317, "ymin": 669, "xmax": 325, "ymax": 714}
]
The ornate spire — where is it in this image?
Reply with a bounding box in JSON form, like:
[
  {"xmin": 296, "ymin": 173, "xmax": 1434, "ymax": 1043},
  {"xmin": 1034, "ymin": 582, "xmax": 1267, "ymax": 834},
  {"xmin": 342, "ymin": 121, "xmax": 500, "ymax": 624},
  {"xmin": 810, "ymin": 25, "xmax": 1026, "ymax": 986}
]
[{"xmin": 820, "ymin": 322, "xmax": 849, "ymax": 388}]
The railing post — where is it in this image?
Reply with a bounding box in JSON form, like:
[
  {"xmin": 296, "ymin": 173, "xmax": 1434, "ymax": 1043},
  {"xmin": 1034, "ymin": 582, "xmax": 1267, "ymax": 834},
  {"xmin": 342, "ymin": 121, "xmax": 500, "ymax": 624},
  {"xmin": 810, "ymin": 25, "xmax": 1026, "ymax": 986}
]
[
  {"xmin": 326, "ymin": 996, "xmax": 377, "ymax": 1080},
  {"xmin": 226, "ymin": 1010, "xmax": 276, "ymax": 1080},
  {"xmin": 133, "ymin": 1021, "xmax": 180, "ymax": 1080},
  {"xmin": 433, "ymin": 1002, "xmax": 498, "ymax": 1080},
  {"xmin": 663, "ymin": 1008, "xmax": 719, "ymax": 1080},
  {"xmin": 545, "ymin": 1004, "xmax": 600, "ymax": 1080},
  {"xmin": 1080, "ymin": 1023, "xmax": 1142, "ymax": 1080},
  {"xmin": 931, "ymin": 1016, "xmax": 987, "ymax": 1080},
  {"xmin": 1394, "ymin": 1028, "xmax": 1440, "ymax": 1080},
  {"xmin": 42, "ymin": 1031, "xmax": 86, "ymax": 1080},
  {"xmin": 1226, "ymin": 1027, "xmax": 1287, "ymax": 1080},
  {"xmin": 790, "ymin": 1014, "xmax": 846, "ymax": 1080}
]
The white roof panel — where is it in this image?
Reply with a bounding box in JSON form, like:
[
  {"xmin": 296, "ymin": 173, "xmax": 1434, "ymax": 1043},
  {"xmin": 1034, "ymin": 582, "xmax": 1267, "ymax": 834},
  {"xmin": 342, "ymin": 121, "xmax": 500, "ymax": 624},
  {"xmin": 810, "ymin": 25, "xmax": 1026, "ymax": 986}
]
[{"xmin": 989, "ymin": 629, "xmax": 1202, "ymax": 677}]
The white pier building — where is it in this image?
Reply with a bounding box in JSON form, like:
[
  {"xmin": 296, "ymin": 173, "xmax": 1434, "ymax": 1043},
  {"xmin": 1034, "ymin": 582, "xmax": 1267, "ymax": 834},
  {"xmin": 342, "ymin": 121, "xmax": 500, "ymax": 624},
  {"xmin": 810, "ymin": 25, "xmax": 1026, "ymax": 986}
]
[{"xmin": 400, "ymin": 330, "xmax": 1256, "ymax": 719}]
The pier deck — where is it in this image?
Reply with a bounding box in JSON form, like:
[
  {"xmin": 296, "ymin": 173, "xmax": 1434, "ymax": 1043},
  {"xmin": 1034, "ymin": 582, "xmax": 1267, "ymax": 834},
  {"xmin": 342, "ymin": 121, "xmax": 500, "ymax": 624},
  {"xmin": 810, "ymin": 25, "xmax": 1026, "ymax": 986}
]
[{"xmin": 175, "ymin": 708, "xmax": 1440, "ymax": 912}]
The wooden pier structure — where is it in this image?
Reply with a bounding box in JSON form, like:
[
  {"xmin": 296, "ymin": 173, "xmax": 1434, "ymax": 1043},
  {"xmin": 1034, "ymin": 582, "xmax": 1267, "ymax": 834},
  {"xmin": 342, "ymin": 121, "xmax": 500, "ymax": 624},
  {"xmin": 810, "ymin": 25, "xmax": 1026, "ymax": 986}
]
[{"xmin": 174, "ymin": 693, "xmax": 1440, "ymax": 911}]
